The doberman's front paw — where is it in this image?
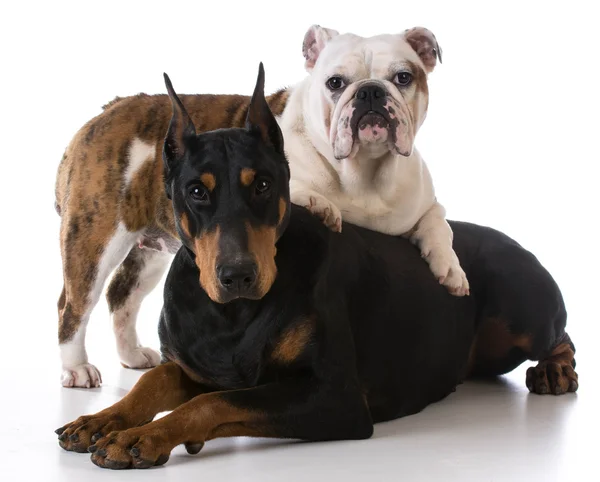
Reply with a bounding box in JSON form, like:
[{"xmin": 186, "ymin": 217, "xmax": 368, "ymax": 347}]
[
  {"xmin": 56, "ymin": 413, "xmax": 129, "ymax": 453},
  {"xmin": 88, "ymin": 428, "xmax": 172, "ymax": 469}
]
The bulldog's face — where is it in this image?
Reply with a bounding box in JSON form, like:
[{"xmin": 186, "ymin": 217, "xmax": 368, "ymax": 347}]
[{"xmin": 303, "ymin": 26, "xmax": 442, "ymax": 160}]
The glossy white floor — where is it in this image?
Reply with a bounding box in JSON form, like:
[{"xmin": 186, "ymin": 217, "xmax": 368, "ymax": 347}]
[{"xmin": 2, "ymin": 287, "xmax": 598, "ymax": 482}]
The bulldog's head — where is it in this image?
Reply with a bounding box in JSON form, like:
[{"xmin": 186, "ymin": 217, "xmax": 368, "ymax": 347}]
[{"xmin": 302, "ymin": 26, "xmax": 442, "ymax": 160}]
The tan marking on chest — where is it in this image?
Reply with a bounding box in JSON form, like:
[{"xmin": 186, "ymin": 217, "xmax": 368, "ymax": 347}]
[{"xmin": 271, "ymin": 317, "xmax": 315, "ymax": 364}]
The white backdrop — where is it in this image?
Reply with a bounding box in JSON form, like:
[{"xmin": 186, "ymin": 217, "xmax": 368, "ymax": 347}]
[{"xmin": 0, "ymin": 0, "xmax": 598, "ymax": 375}]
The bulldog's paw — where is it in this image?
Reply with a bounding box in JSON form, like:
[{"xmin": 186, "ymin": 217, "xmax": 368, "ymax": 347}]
[
  {"xmin": 56, "ymin": 413, "xmax": 129, "ymax": 453},
  {"xmin": 88, "ymin": 428, "xmax": 171, "ymax": 470},
  {"xmin": 423, "ymin": 248, "xmax": 470, "ymax": 297},
  {"xmin": 292, "ymin": 191, "xmax": 342, "ymax": 232},
  {"xmin": 119, "ymin": 346, "xmax": 161, "ymax": 369},
  {"xmin": 61, "ymin": 363, "xmax": 102, "ymax": 388}
]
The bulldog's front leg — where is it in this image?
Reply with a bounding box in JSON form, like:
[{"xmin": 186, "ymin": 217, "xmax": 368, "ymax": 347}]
[
  {"xmin": 87, "ymin": 379, "xmax": 373, "ymax": 469},
  {"xmin": 290, "ymin": 180, "xmax": 342, "ymax": 232},
  {"xmin": 56, "ymin": 362, "xmax": 204, "ymax": 453},
  {"xmin": 408, "ymin": 202, "xmax": 470, "ymax": 296}
]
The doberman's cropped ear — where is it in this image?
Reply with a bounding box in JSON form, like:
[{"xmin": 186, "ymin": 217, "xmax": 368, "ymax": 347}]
[
  {"xmin": 163, "ymin": 73, "xmax": 196, "ymax": 176},
  {"xmin": 245, "ymin": 63, "xmax": 285, "ymax": 155}
]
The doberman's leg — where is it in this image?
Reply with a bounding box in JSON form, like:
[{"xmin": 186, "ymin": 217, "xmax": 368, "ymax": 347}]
[
  {"xmin": 525, "ymin": 333, "xmax": 578, "ymax": 395},
  {"xmin": 56, "ymin": 362, "xmax": 203, "ymax": 453},
  {"xmin": 87, "ymin": 379, "xmax": 373, "ymax": 469}
]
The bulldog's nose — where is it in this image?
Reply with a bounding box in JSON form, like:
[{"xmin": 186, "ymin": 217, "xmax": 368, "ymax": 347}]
[
  {"xmin": 218, "ymin": 261, "xmax": 257, "ymax": 294},
  {"xmin": 356, "ymin": 84, "xmax": 387, "ymax": 101}
]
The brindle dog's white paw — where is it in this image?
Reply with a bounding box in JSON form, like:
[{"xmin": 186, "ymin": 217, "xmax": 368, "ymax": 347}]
[
  {"xmin": 119, "ymin": 346, "xmax": 161, "ymax": 369},
  {"xmin": 424, "ymin": 249, "xmax": 470, "ymax": 297},
  {"xmin": 292, "ymin": 191, "xmax": 342, "ymax": 232},
  {"xmin": 61, "ymin": 363, "xmax": 102, "ymax": 388}
]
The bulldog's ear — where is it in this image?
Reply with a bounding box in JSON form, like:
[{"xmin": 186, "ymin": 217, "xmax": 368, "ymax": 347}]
[
  {"xmin": 403, "ymin": 27, "xmax": 442, "ymax": 73},
  {"xmin": 246, "ymin": 62, "xmax": 284, "ymax": 155},
  {"xmin": 302, "ymin": 25, "xmax": 340, "ymax": 72},
  {"xmin": 163, "ymin": 73, "xmax": 196, "ymax": 176}
]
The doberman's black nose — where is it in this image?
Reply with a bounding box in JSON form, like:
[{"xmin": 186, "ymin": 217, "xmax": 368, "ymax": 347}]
[
  {"xmin": 218, "ymin": 262, "xmax": 257, "ymax": 295},
  {"xmin": 356, "ymin": 84, "xmax": 387, "ymax": 101}
]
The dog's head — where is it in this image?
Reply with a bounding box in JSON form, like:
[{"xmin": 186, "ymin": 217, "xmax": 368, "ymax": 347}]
[
  {"xmin": 163, "ymin": 64, "xmax": 291, "ymax": 304},
  {"xmin": 302, "ymin": 26, "xmax": 442, "ymax": 160}
]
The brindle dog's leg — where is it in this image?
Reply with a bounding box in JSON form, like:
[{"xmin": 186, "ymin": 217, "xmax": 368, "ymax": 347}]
[
  {"xmin": 56, "ymin": 362, "xmax": 203, "ymax": 453},
  {"xmin": 86, "ymin": 379, "xmax": 373, "ymax": 469},
  {"xmin": 106, "ymin": 246, "xmax": 171, "ymax": 369},
  {"xmin": 59, "ymin": 214, "xmax": 137, "ymax": 388}
]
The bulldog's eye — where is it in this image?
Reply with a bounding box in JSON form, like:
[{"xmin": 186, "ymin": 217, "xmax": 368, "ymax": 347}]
[
  {"xmin": 326, "ymin": 76, "xmax": 345, "ymax": 91},
  {"xmin": 395, "ymin": 71, "xmax": 413, "ymax": 86},
  {"xmin": 255, "ymin": 179, "xmax": 272, "ymax": 196},
  {"xmin": 189, "ymin": 185, "xmax": 210, "ymax": 205}
]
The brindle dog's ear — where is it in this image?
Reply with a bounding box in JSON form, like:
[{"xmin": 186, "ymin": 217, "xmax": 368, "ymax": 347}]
[
  {"xmin": 403, "ymin": 27, "xmax": 443, "ymax": 73},
  {"xmin": 163, "ymin": 73, "xmax": 196, "ymax": 178},
  {"xmin": 245, "ymin": 63, "xmax": 285, "ymax": 155}
]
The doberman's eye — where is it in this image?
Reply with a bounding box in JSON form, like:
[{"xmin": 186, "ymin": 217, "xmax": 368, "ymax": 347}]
[
  {"xmin": 394, "ymin": 71, "xmax": 413, "ymax": 86},
  {"xmin": 326, "ymin": 76, "xmax": 345, "ymax": 91},
  {"xmin": 189, "ymin": 185, "xmax": 210, "ymax": 205},
  {"xmin": 255, "ymin": 179, "xmax": 271, "ymax": 195}
]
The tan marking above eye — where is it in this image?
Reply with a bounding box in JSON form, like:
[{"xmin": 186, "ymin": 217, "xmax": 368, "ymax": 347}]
[
  {"xmin": 200, "ymin": 173, "xmax": 216, "ymax": 192},
  {"xmin": 240, "ymin": 168, "xmax": 256, "ymax": 187}
]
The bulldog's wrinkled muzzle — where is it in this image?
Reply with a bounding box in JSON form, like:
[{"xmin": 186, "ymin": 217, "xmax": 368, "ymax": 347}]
[{"xmin": 332, "ymin": 82, "xmax": 414, "ymax": 160}]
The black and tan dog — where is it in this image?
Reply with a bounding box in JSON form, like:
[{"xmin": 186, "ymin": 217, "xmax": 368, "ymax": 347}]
[{"xmin": 56, "ymin": 65, "xmax": 577, "ymax": 469}]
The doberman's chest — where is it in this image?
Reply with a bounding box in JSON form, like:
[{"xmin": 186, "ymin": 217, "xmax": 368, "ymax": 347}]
[
  {"xmin": 161, "ymin": 322, "xmax": 261, "ymax": 390},
  {"xmin": 159, "ymin": 304, "xmax": 301, "ymax": 391}
]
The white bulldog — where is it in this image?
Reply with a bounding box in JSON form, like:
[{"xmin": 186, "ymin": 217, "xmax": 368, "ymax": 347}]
[{"xmin": 279, "ymin": 25, "xmax": 469, "ymax": 296}]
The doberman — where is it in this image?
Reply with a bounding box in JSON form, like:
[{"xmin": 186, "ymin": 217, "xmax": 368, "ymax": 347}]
[{"xmin": 56, "ymin": 64, "xmax": 577, "ymax": 469}]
